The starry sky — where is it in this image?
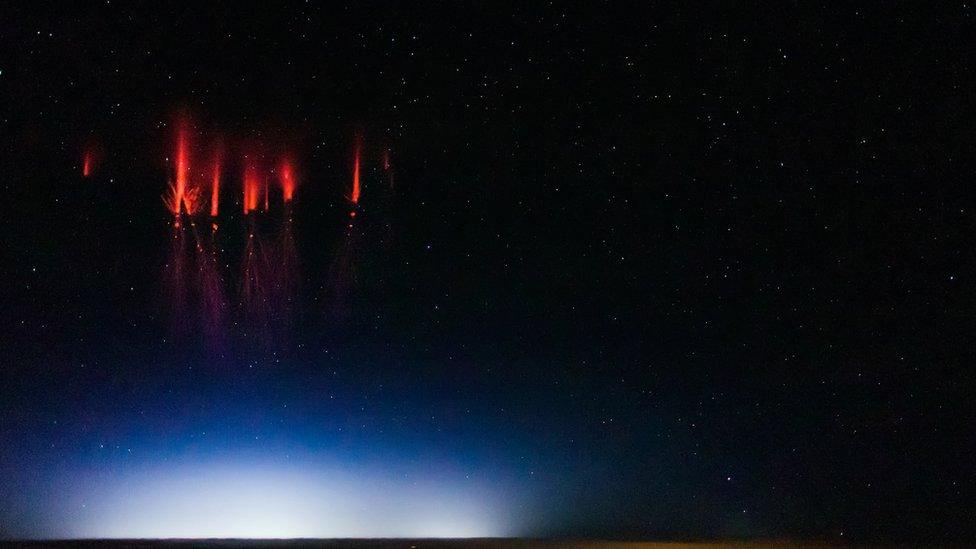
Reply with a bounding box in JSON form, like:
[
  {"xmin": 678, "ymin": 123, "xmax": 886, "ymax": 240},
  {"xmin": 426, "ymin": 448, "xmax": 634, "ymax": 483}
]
[{"xmin": 1, "ymin": 2, "xmax": 974, "ymax": 543}]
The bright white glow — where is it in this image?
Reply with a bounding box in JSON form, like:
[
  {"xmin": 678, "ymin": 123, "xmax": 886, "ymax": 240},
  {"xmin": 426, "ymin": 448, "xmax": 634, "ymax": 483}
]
[{"xmin": 50, "ymin": 460, "xmax": 516, "ymax": 539}]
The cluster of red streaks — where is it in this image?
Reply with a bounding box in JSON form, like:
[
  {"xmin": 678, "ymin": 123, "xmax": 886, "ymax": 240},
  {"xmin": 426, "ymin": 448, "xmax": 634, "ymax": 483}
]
[
  {"xmin": 158, "ymin": 127, "xmax": 408, "ymax": 349},
  {"xmin": 163, "ymin": 181, "xmax": 201, "ymax": 219},
  {"xmin": 182, "ymin": 185, "xmax": 202, "ymax": 215},
  {"xmin": 160, "ymin": 116, "xmax": 312, "ymax": 219}
]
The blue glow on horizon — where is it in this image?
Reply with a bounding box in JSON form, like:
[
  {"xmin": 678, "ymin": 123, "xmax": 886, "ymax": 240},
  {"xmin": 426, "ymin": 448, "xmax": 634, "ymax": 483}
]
[{"xmin": 38, "ymin": 457, "xmax": 526, "ymax": 539}]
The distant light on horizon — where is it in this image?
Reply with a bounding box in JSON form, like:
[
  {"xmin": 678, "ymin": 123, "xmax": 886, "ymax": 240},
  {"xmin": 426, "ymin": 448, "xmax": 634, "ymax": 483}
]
[{"xmin": 46, "ymin": 460, "xmax": 516, "ymax": 539}]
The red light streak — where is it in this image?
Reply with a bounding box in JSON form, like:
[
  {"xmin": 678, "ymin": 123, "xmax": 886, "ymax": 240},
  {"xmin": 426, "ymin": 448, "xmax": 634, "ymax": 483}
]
[
  {"xmin": 81, "ymin": 139, "xmax": 101, "ymax": 177},
  {"xmin": 243, "ymin": 161, "xmax": 261, "ymax": 214},
  {"xmin": 82, "ymin": 151, "xmax": 93, "ymax": 177},
  {"xmin": 351, "ymin": 143, "xmax": 361, "ymax": 204},
  {"xmin": 175, "ymin": 121, "xmax": 190, "ymax": 213},
  {"xmin": 164, "ymin": 117, "xmax": 195, "ymax": 216},
  {"xmin": 210, "ymin": 151, "xmax": 221, "ymax": 217},
  {"xmin": 279, "ymin": 159, "xmax": 296, "ymax": 202}
]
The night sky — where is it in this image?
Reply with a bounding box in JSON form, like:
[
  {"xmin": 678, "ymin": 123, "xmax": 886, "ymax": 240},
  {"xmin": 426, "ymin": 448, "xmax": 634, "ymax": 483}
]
[{"xmin": 2, "ymin": 2, "xmax": 974, "ymax": 543}]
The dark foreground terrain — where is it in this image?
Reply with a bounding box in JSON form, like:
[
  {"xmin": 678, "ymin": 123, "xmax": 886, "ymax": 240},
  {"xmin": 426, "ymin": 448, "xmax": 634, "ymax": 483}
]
[{"xmin": 0, "ymin": 540, "xmax": 908, "ymax": 548}]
